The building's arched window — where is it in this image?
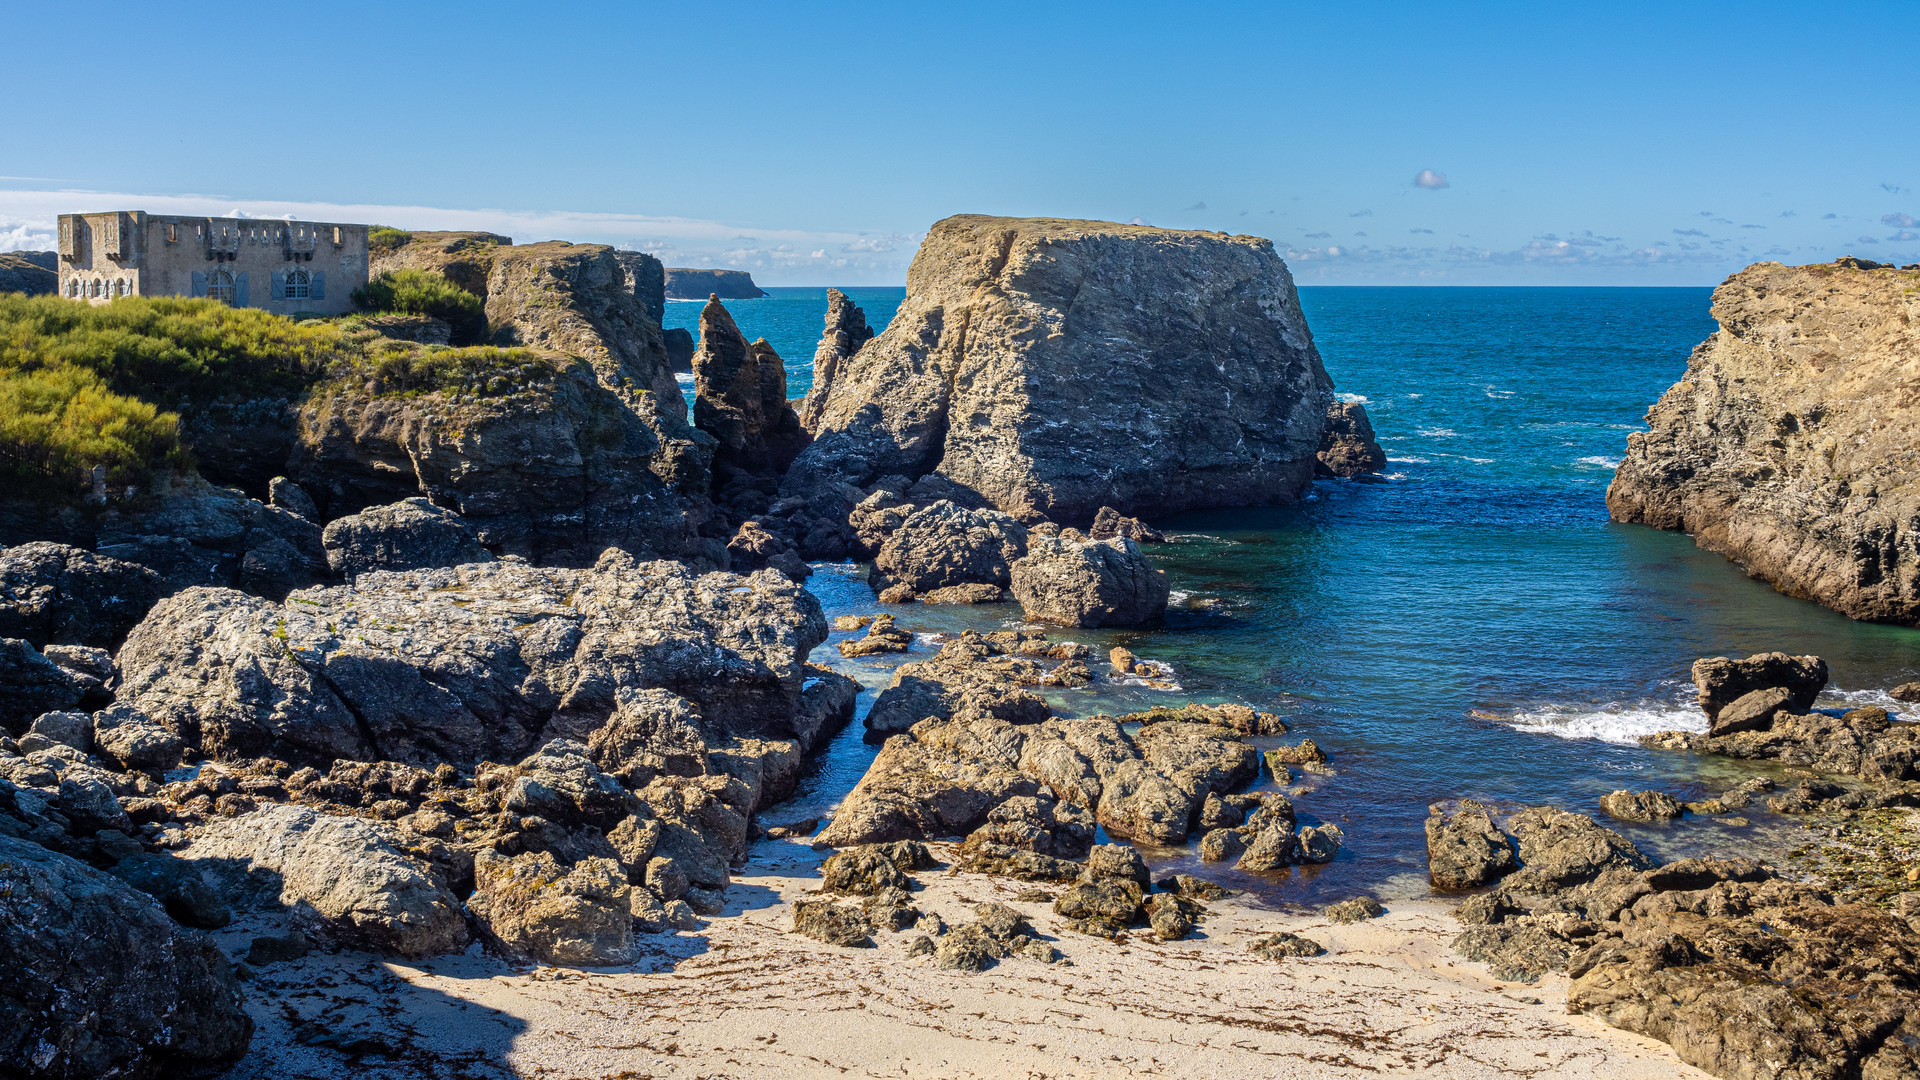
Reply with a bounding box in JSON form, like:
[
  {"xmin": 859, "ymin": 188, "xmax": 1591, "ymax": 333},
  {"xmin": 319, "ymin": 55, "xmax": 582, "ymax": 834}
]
[
  {"xmin": 285, "ymin": 268, "xmax": 311, "ymax": 300},
  {"xmin": 114, "ymin": 278, "xmax": 128, "ymax": 297},
  {"xmin": 67, "ymin": 279, "xmax": 79, "ymax": 298},
  {"xmin": 207, "ymin": 269, "xmax": 235, "ymax": 304},
  {"xmin": 88, "ymin": 279, "xmax": 101, "ymax": 298}
]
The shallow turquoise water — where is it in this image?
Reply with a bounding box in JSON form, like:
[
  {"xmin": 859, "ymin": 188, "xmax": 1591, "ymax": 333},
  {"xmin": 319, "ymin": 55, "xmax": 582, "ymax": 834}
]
[{"xmin": 679, "ymin": 285, "xmax": 1920, "ymax": 906}]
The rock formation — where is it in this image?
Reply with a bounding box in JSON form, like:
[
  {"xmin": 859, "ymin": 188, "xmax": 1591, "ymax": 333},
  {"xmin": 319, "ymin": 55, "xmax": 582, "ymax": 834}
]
[
  {"xmin": 692, "ymin": 297, "xmax": 808, "ymax": 489},
  {"xmin": 0, "ymin": 250, "xmax": 57, "ymax": 295},
  {"xmin": 612, "ymin": 249, "xmax": 667, "ymax": 325},
  {"xmin": 869, "ymin": 500, "xmax": 1028, "ymax": 597},
  {"xmin": 1609, "ymin": 260, "xmax": 1920, "ymax": 623},
  {"xmin": 321, "ymin": 497, "xmax": 492, "ymax": 576},
  {"xmin": 0, "ymin": 542, "xmax": 165, "ymax": 649},
  {"xmin": 665, "ymin": 268, "xmax": 767, "ymax": 300},
  {"xmin": 786, "ymin": 215, "xmax": 1380, "ymax": 527},
  {"xmin": 797, "ymin": 288, "xmax": 874, "ymax": 430},
  {"xmin": 1318, "ymin": 401, "xmax": 1388, "ymax": 478},
  {"xmin": 1009, "ymin": 536, "xmax": 1170, "ymax": 627},
  {"xmin": 95, "ymin": 478, "xmax": 330, "ymax": 600}
]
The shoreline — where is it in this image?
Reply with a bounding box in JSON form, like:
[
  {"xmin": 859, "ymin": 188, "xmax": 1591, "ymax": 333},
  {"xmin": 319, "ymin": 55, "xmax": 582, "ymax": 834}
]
[{"xmin": 223, "ymin": 838, "xmax": 1710, "ymax": 1080}]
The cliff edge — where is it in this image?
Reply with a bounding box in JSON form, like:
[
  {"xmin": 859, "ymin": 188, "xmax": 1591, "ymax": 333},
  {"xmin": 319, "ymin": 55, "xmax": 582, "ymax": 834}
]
[
  {"xmin": 666, "ymin": 268, "xmax": 767, "ymax": 300},
  {"xmin": 1609, "ymin": 258, "xmax": 1920, "ymax": 622}
]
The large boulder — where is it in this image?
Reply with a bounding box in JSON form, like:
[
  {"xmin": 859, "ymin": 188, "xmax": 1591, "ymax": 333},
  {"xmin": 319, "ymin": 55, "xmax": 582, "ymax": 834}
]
[
  {"xmin": 786, "ymin": 215, "xmax": 1353, "ymax": 525},
  {"xmin": 870, "ymin": 500, "xmax": 1028, "ymax": 595},
  {"xmin": 179, "ymin": 804, "xmax": 468, "ymax": 957},
  {"xmin": 1691, "ymin": 651, "xmax": 1828, "ymax": 719},
  {"xmin": 692, "ymin": 297, "xmax": 808, "ymax": 483},
  {"xmin": 113, "ymin": 554, "xmax": 829, "ymax": 769},
  {"xmin": 95, "ymin": 478, "xmax": 329, "ymax": 600},
  {"xmin": 1425, "ymin": 800, "xmax": 1517, "ymax": 890},
  {"xmin": 1609, "ymin": 260, "xmax": 1920, "ymax": 623},
  {"xmin": 1316, "ymin": 400, "xmax": 1387, "ymax": 478},
  {"xmin": 0, "ymin": 836, "xmax": 252, "ymax": 1077},
  {"xmin": 861, "ymin": 632, "xmax": 1052, "ymax": 737},
  {"xmin": 1009, "ymin": 536, "xmax": 1169, "ymax": 628},
  {"xmin": 0, "ymin": 542, "xmax": 166, "ymax": 648},
  {"xmin": 468, "ymin": 850, "xmax": 640, "ymax": 966},
  {"xmin": 322, "ymin": 497, "xmax": 492, "ymax": 575},
  {"xmin": 0, "ymin": 639, "xmax": 83, "ymax": 734}
]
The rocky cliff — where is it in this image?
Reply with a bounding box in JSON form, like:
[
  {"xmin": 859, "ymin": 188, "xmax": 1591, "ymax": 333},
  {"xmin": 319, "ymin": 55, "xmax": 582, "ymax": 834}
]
[
  {"xmin": 693, "ymin": 297, "xmax": 807, "ymax": 489},
  {"xmin": 0, "ymin": 250, "xmax": 56, "ymax": 295},
  {"xmin": 785, "ymin": 215, "xmax": 1371, "ymax": 525},
  {"xmin": 665, "ymin": 268, "xmax": 767, "ymax": 300},
  {"xmin": 1609, "ymin": 259, "xmax": 1920, "ymax": 622}
]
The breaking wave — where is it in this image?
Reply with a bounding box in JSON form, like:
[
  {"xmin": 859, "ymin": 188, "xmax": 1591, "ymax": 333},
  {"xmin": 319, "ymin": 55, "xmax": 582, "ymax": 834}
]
[
  {"xmin": 1501, "ymin": 701, "xmax": 1708, "ymax": 746},
  {"xmin": 1575, "ymin": 455, "xmax": 1623, "ymax": 469}
]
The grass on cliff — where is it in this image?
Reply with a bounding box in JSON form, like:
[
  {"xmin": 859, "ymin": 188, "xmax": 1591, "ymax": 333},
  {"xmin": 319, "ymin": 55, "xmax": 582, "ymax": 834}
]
[
  {"xmin": 352, "ymin": 269, "xmax": 488, "ymax": 345},
  {"xmin": 367, "ymin": 226, "xmax": 413, "ymax": 254},
  {"xmin": 0, "ymin": 293, "xmax": 549, "ymax": 499}
]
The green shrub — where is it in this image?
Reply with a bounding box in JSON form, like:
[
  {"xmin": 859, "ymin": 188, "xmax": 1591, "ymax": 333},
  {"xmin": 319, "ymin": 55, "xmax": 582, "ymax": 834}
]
[
  {"xmin": 367, "ymin": 226, "xmax": 413, "ymax": 254},
  {"xmin": 0, "ymin": 364, "xmax": 184, "ymax": 497},
  {"xmin": 352, "ymin": 269, "xmax": 488, "ymax": 346},
  {"xmin": 358, "ymin": 343, "xmax": 551, "ymax": 398}
]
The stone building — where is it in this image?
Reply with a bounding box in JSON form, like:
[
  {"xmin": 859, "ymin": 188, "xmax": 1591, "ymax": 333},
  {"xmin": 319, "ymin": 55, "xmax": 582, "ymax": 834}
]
[{"xmin": 56, "ymin": 211, "xmax": 370, "ymax": 315}]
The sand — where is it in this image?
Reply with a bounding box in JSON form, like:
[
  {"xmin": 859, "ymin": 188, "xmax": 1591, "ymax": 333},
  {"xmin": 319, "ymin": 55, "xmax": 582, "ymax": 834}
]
[{"xmin": 220, "ymin": 838, "xmax": 1708, "ymax": 1080}]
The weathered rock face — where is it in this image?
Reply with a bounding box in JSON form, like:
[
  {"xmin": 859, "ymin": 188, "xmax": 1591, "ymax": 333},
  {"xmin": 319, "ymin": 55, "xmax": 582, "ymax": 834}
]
[
  {"xmin": 1426, "ymin": 800, "xmax": 1517, "ymax": 890},
  {"xmin": 797, "ymin": 288, "xmax": 875, "ymax": 430},
  {"xmin": 786, "ymin": 215, "xmax": 1355, "ymax": 524},
  {"xmin": 870, "ymin": 500, "xmax": 1028, "ymax": 595},
  {"xmin": 0, "ymin": 836, "xmax": 253, "ymax": 1078},
  {"xmin": 113, "ymin": 555, "xmax": 829, "ymax": 770},
  {"xmin": 665, "ymin": 268, "xmax": 766, "ymax": 300},
  {"xmin": 0, "ymin": 542, "xmax": 164, "ymax": 649},
  {"xmin": 1691, "ymin": 651, "xmax": 1828, "ymax": 719},
  {"xmin": 322, "ymin": 497, "xmax": 492, "ymax": 576},
  {"xmin": 1317, "ymin": 401, "xmax": 1387, "ymax": 478},
  {"xmin": 304, "ymin": 232, "xmax": 716, "ymax": 564},
  {"xmin": 1609, "ymin": 261, "xmax": 1920, "ymax": 623},
  {"xmin": 1009, "ymin": 536, "xmax": 1169, "ymax": 628},
  {"xmin": 692, "ymin": 298, "xmax": 808, "ymax": 483},
  {"xmin": 612, "ymin": 250, "xmax": 667, "ymax": 326},
  {"xmin": 180, "ymin": 804, "xmax": 469, "ymax": 956},
  {"xmin": 95, "ymin": 479, "xmax": 329, "ymax": 600}
]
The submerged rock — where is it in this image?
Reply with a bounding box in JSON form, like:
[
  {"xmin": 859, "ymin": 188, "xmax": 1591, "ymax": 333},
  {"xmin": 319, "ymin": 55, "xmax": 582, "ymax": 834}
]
[
  {"xmin": 1608, "ymin": 260, "xmax": 1920, "ymax": 623},
  {"xmin": 786, "ymin": 215, "xmax": 1358, "ymax": 526},
  {"xmin": 1597, "ymin": 789, "xmax": 1684, "ymax": 824}
]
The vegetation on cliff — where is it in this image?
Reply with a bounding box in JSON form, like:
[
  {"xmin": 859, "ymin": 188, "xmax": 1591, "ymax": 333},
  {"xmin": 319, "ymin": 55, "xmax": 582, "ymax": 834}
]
[{"xmin": 351, "ymin": 268, "xmax": 489, "ymax": 345}]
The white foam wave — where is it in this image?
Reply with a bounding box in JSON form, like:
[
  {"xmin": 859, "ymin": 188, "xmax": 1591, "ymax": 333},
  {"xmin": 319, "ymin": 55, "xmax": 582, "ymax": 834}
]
[
  {"xmin": 1379, "ymin": 471, "xmax": 1409, "ymax": 480},
  {"xmin": 1503, "ymin": 702, "xmax": 1708, "ymax": 746},
  {"xmin": 1576, "ymin": 455, "xmax": 1623, "ymax": 469},
  {"xmin": 1336, "ymin": 392, "xmax": 1370, "ymax": 404},
  {"xmin": 1463, "ymin": 457, "xmax": 1494, "ymax": 464},
  {"xmin": 1387, "ymin": 456, "xmax": 1429, "ymax": 464},
  {"xmin": 1407, "ymin": 393, "xmax": 1424, "ymax": 398},
  {"xmin": 1167, "ymin": 589, "xmax": 1192, "ymax": 605},
  {"xmin": 1485, "ymin": 386, "xmax": 1515, "ymax": 399},
  {"xmin": 1417, "ymin": 427, "xmax": 1458, "ymax": 438},
  {"xmin": 674, "ymin": 372, "xmax": 695, "ymax": 385}
]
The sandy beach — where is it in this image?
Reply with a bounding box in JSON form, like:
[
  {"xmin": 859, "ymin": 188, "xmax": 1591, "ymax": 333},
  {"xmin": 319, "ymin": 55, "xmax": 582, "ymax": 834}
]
[{"xmin": 221, "ymin": 837, "xmax": 1708, "ymax": 1080}]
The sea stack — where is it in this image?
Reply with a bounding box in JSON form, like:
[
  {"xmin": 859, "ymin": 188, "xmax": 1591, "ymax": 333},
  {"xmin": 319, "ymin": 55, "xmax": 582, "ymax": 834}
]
[
  {"xmin": 785, "ymin": 214, "xmax": 1377, "ymax": 525},
  {"xmin": 1608, "ymin": 258, "xmax": 1920, "ymax": 622}
]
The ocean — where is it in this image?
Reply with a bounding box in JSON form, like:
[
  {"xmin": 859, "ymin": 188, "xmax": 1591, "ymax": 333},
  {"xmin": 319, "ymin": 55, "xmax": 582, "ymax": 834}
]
[{"xmin": 667, "ymin": 286, "xmax": 1920, "ymax": 906}]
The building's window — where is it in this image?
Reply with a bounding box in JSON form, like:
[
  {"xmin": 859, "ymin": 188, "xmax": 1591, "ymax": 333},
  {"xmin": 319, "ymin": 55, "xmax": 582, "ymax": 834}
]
[
  {"xmin": 114, "ymin": 279, "xmax": 127, "ymax": 297},
  {"xmin": 207, "ymin": 269, "xmax": 235, "ymax": 304},
  {"xmin": 87, "ymin": 279, "xmax": 99, "ymax": 298},
  {"xmin": 67, "ymin": 279, "xmax": 78, "ymax": 297},
  {"xmin": 333, "ymin": 226, "xmax": 343, "ymax": 245},
  {"xmin": 285, "ymin": 268, "xmax": 311, "ymax": 300}
]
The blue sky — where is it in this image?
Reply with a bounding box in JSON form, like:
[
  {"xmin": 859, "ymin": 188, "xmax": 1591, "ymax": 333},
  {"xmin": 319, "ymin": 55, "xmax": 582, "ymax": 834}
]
[{"xmin": 4, "ymin": 1, "xmax": 1915, "ymax": 284}]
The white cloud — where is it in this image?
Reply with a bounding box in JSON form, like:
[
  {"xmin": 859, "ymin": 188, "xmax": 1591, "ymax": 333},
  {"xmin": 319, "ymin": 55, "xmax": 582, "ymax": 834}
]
[
  {"xmin": 0, "ymin": 188, "xmax": 914, "ymax": 284},
  {"xmin": 1884, "ymin": 212, "xmax": 1917, "ymax": 228},
  {"xmin": 1413, "ymin": 169, "xmax": 1449, "ymax": 189}
]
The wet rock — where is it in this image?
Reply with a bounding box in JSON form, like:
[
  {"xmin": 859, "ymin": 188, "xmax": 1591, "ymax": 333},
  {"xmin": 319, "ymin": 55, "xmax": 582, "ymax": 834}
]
[
  {"xmin": 1248, "ymin": 932, "xmax": 1325, "ymax": 959},
  {"xmin": 1199, "ymin": 827, "xmax": 1245, "ymax": 862},
  {"xmin": 182, "ymin": 804, "xmax": 468, "ymax": 957},
  {"xmin": 1324, "ymin": 895, "xmax": 1385, "ymax": 924},
  {"xmin": 1298, "ymin": 823, "xmax": 1344, "ymax": 864},
  {"xmin": 870, "ymin": 501, "xmax": 1028, "ymax": 595},
  {"xmin": 1425, "ymin": 799, "xmax": 1518, "ymax": 890},
  {"xmin": 1598, "ymin": 789, "xmax": 1685, "ymax": 824},
  {"xmin": 1087, "ymin": 506, "xmax": 1165, "ymax": 544},
  {"xmin": 1080, "ymin": 843, "xmax": 1150, "ymax": 886},
  {"xmin": 1316, "ymin": 400, "xmax": 1387, "ymax": 478},
  {"xmin": 922, "ymin": 583, "xmax": 1007, "ymax": 605},
  {"xmin": 114, "ymin": 556, "xmax": 827, "ymax": 771},
  {"xmin": 791, "ymin": 898, "xmax": 874, "ymax": 948},
  {"xmin": 837, "ymin": 614, "xmax": 914, "ymax": 657},
  {"xmin": 1691, "ymin": 651, "xmax": 1828, "ymax": 720},
  {"xmin": 785, "ymin": 215, "xmax": 1348, "ymax": 524},
  {"xmin": 964, "ymin": 795, "xmax": 1096, "ymax": 860},
  {"xmin": 0, "ymin": 542, "xmax": 166, "ymax": 649},
  {"xmin": 1010, "ymin": 536, "xmax": 1168, "ymax": 628},
  {"xmin": 469, "ymin": 851, "xmax": 637, "ymax": 965},
  {"xmin": 862, "ymin": 634, "xmax": 1051, "ymax": 736},
  {"xmin": 1893, "ymin": 681, "xmax": 1920, "ymax": 703},
  {"xmin": 1697, "ymin": 706, "xmax": 1920, "ymax": 783},
  {"xmin": 1236, "ymin": 822, "xmax": 1301, "ymax": 873},
  {"xmin": 1127, "ymin": 701, "xmax": 1289, "ymax": 736},
  {"xmin": 1708, "ymin": 685, "xmax": 1798, "ymax": 736},
  {"xmin": 0, "ymin": 836, "xmax": 253, "ymax": 1077},
  {"xmin": 1266, "ymin": 738, "xmax": 1327, "ymax": 766},
  {"xmin": 322, "ymin": 497, "xmax": 492, "ymax": 576},
  {"xmin": 1507, "ymin": 805, "xmax": 1654, "ymax": 890}
]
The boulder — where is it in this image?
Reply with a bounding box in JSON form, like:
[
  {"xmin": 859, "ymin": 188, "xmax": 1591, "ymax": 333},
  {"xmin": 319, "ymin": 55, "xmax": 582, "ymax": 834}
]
[
  {"xmin": 113, "ymin": 556, "xmax": 827, "ymax": 770},
  {"xmin": 1607, "ymin": 260, "xmax": 1920, "ymax": 622},
  {"xmin": 1009, "ymin": 536, "xmax": 1169, "ymax": 628},
  {"xmin": 95, "ymin": 478, "xmax": 329, "ymax": 600},
  {"xmin": 862, "ymin": 632, "xmax": 1052, "ymax": 736},
  {"xmin": 870, "ymin": 501, "xmax": 1028, "ymax": 594},
  {"xmin": 322, "ymin": 497, "xmax": 493, "ymax": 576},
  {"xmin": 1691, "ymin": 652, "xmax": 1828, "ymax": 719},
  {"xmin": 1249, "ymin": 932, "xmax": 1325, "ymax": 959},
  {"xmin": 1324, "ymin": 895, "xmax": 1385, "ymax": 924},
  {"xmin": 1425, "ymin": 800, "xmax": 1517, "ymax": 890},
  {"xmin": 1506, "ymin": 805, "xmax": 1654, "ymax": 890},
  {"xmin": 268, "ymin": 476, "xmax": 318, "ymax": 519},
  {"xmin": 1316, "ymin": 401, "xmax": 1387, "ymax": 478},
  {"xmin": 1708, "ymin": 685, "xmax": 1798, "ymax": 736},
  {"xmin": 786, "ymin": 215, "xmax": 1351, "ymax": 525},
  {"xmin": 1597, "ymin": 789, "xmax": 1685, "ymax": 824},
  {"xmin": 0, "ymin": 638, "xmax": 83, "ymax": 735},
  {"xmin": 0, "ymin": 542, "xmax": 165, "ymax": 648},
  {"xmin": 0, "ymin": 837, "xmax": 252, "ymax": 1077},
  {"xmin": 180, "ymin": 804, "xmax": 468, "ymax": 956},
  {"xmin": 791, "ymin": 899, "xmax": 873, "ymax": 948},
  {"xmin": 469, "ymin": 850, "xmax": 638, "ymax": 965},
  {"xmin": 1087, "ymin": 506, "xmax": 1165, "ymax": 543}
]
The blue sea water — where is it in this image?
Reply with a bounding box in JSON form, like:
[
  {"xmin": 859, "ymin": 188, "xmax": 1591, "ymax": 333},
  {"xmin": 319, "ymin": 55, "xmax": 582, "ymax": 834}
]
[{"xmin": 673, "ymin": 285, "xmax": 1920, "ymax": 906}]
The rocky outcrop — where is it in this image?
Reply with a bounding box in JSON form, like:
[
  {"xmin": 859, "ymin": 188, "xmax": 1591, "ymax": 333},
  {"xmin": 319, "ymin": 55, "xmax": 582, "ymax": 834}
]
[
  {"xmin": 869, "ymin": 500, "xmax": 1028, "ymax": 596},
  {"xmin": 1692, "ymin": 651, "xmax": 1827, "ymax": 719},
  {"xmin": 860, "ymin": 630, "xmax": 1066, "ymax": 737},
  {"xmin": 0, "ymin": 639, "xmax": 87, "ymax": 733},
  {"xmin": 180, "ymin": 804, "xmax": 469, "ymax": 956},
  {"xmin": 1609, "ymin": 260, "xmax": 1920, "ymax": 623},
  {"xmin": 692, "ymin": 297, "xmax": 808, "ymax": 491},
  {"xmin": 113, "ymin": 554, "xmax": 829, "ymax": 770},
  {"xmin": 1009, "ymin": 536, "xmax": 1169, "ymax": 627},
  {"xmin": 0, "ymin": 836, "xmax": 253, "ymax": 1078},
  {"xmin": 1425, "ymin": 799, "xmax": 1517, "ymax": 890},
  {"xmin": 321, "ymin": 497, "xmax": 492, "ymax": 576},
  {"xmin": 0, "ymin": 250, "xmax": 58, "ymax": 295},
  {"xmin": 797, "ymin": 288, "xmax": 874, "ymax": 430},
  {"xmin": 665, "ymin": 268, "xmax": 766, "ymax": 300},
  {"xmin": 0, "ymin": 542, "xmax": 165, "ymax": 649},
  {"xmin": 307, "ymin": 232, "xmax": 716, "ymax": 564},
  {"xmin": 95, "ymin": 478, "xmax": 329, "ymax": 600},
  {"xmin": 662, "ymin": 327, "xmax": 695, "ymax": 373},
  {"xmin": 786, "ymin": 215, "xmax": 1367, "ymax": 525},
  {"xmin": 1317, "ymin": 401, "xmax": 1387, "ymax": 478},
  {"xmin": 612, "ymin": 250, "xmax": 667, "ymax": 325}
]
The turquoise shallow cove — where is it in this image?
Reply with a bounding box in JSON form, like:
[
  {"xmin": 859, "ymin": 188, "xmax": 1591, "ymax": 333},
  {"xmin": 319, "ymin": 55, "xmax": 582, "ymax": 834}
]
[{"xmin": 671, "ymin": 286, "xmax": 1920, "ymax": 906}]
